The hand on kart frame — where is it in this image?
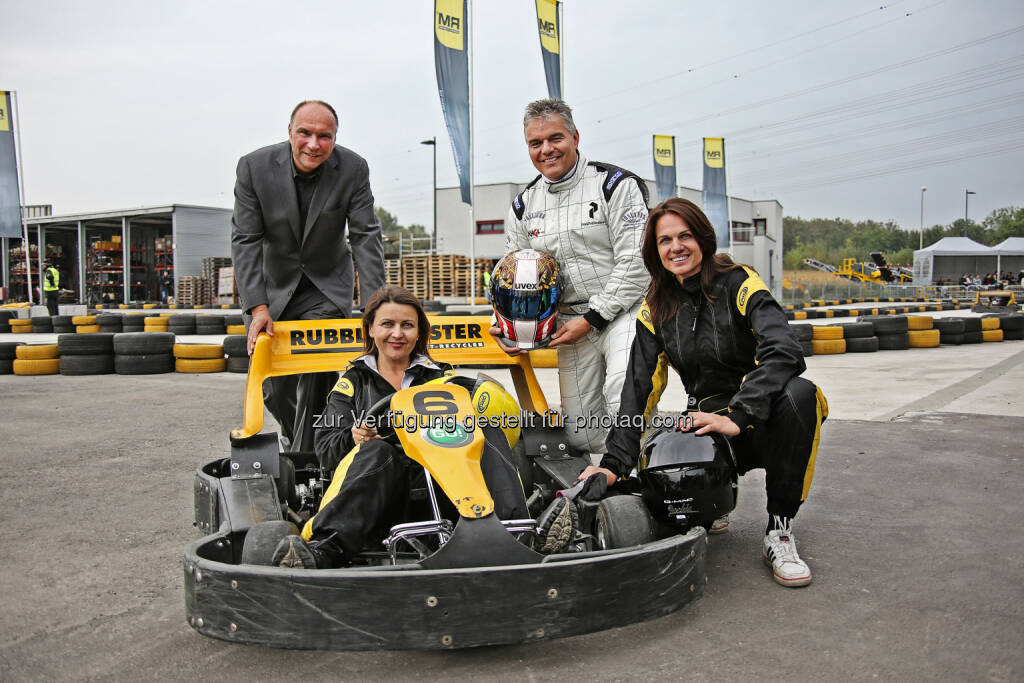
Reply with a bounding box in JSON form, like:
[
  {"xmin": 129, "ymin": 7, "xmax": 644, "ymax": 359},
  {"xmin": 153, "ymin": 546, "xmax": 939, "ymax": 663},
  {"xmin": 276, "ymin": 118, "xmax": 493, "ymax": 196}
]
[
  {"xmin": 577, "ymin": 464, "xmax": 618, "ymax": 488},
  {"xmin": 247, "ymin": 304, "xmax": 274, "ymax": 355},
  {"xmin": 677, "ymin": 411, "xmax": 741, "ymax": 437}
]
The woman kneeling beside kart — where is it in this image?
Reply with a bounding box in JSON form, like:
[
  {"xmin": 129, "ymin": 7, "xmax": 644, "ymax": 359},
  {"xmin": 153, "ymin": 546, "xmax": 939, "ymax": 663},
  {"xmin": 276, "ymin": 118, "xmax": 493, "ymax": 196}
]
[{"xmin": 271, "ymin": 285, "xmax": 530, "ymax": 569}]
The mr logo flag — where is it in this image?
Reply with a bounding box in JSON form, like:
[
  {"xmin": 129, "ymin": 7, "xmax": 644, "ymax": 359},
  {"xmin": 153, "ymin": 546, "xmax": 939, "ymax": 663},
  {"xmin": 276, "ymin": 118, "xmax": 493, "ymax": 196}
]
[
  {"xmin": 0, "ymin": 92, "xmax": 22, "ymax": 238},
  {"xmin": 434, "ymin": 0, "xmax": 472, "ymax": 205},
  {"xmin": 535, "ymin": 0, "xmax": 561, "ymax": 99},
  {"xmin": 653, "ymin": 135, "xmax": 676, "ymax": 204},
  {"xmin": 702, "ymin": 137, "xmax": 729, "ymax": 251}
]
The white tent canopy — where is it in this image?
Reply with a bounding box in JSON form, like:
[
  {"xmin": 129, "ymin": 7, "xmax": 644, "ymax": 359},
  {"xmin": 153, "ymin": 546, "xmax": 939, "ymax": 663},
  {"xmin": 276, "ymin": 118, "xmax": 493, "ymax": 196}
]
[
  {"xmin": 992, "ymin": 237, "xmax": 1024, "ymax": 278},
  {"xmin": 913, "ymin": 237, "xmax": 997, "ymax": 284}
]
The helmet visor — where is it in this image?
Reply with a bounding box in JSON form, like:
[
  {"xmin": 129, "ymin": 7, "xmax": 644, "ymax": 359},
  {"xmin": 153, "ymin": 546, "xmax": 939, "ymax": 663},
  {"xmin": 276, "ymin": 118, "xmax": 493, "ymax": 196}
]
[{"xmin": 492, "ymin": 284, "xmax": 560, "ymax": 321}]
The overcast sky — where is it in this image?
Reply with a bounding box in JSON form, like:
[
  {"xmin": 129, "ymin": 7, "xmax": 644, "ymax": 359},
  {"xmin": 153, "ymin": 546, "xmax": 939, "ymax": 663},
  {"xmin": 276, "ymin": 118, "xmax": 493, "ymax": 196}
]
[{"xmin": 2, "ymin": 0, "xmax": 1022, "ymax": 234}]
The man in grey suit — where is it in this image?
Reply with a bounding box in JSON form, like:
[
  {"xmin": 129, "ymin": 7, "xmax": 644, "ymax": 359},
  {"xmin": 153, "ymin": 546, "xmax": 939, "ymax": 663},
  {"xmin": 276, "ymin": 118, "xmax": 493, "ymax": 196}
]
[{"xmin": 232, "ymin": 100, "xmax": 384, "ymax": 452}]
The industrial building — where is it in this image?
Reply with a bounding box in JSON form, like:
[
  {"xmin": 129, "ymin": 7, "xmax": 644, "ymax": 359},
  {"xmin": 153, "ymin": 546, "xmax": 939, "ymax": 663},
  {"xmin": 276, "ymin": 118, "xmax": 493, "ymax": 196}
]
[{"xmin": 434, "ymin": 180, "xmax": 785, "ymax": 297}]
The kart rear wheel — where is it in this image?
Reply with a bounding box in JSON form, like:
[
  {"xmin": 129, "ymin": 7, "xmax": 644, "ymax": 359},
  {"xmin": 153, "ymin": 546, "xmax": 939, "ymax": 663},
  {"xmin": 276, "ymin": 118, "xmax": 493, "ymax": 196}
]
[
  {"xmin": 596, "ymin": 495, "xmax": 656, "ymax": 550},
  {"xmin": 240, "ymin": 520, "xmax": 299, "ymax": 566}
]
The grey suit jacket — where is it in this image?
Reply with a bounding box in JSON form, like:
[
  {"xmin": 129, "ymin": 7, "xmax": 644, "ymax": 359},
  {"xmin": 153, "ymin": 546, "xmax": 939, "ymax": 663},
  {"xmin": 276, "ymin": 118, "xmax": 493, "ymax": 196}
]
[{"xmin": 231, "ymin": 141, "xmax": 385, "ymax": 319}]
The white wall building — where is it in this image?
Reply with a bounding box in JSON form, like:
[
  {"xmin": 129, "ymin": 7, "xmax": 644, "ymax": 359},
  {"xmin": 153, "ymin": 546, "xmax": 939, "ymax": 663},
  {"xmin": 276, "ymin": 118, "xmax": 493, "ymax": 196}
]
[{"xmin": 434, "ymin": 180, "xmax": 784, "ymax": 297}]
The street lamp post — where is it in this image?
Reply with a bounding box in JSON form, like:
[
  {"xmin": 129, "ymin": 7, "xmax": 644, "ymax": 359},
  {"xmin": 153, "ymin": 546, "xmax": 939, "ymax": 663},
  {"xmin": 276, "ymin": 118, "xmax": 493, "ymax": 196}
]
[
  {"xmin": 919, "ymin": 186, "xmax": 927, "ymax": 250},
  {"xmin": 420, "ymin": 138, "xmax": 437, "ymax": 253},
  {"xmin": 964, "ymin": 189, "xmax": 976, "ymax": 237}
]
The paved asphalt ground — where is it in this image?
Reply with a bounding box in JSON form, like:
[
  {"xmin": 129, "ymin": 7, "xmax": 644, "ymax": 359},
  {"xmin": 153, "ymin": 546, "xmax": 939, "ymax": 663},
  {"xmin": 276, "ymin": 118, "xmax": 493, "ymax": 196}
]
[{"xmin": 1, "ymin": 327, "xmax": 1022, "ymax": 681}]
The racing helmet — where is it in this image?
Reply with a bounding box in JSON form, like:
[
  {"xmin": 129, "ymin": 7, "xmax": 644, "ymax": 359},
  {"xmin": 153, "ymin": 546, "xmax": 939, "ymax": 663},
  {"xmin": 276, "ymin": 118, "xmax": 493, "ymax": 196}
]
[
  {"xmin": 490, "ymin": 249, "xmax": 560, "ymax": 350},
  {"xmin": 638, "ymin": 424, "xmax": 737, "ymax": 530},
  {"xmin": 426, "ymin": 373, "xmax": 523, "ymax": 448}
]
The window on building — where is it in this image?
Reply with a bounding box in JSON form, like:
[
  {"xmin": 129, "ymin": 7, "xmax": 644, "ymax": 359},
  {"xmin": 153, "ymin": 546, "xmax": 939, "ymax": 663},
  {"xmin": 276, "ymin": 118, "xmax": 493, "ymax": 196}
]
[
  {"xmin": 730, "ymin": 220, "xmax": 753, "ymax": 243},
  {"xmin": 754, "ymin": 218, "xmax": 766, "ymax": 236},
  {"xmin": 476, "ymin": 220, "xmax": 504, "ymax": 235}
]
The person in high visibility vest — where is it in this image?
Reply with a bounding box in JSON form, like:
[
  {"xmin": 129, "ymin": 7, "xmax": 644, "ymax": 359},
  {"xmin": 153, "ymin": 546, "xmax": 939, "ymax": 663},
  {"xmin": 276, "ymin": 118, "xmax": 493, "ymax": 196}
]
[
  {"xmin": 482, "ymin": 269, "xmax": 492, "ymax": 302},
  {"xmin": 43, "ymin": 261, "xmax": 60, "ymax": 316}
]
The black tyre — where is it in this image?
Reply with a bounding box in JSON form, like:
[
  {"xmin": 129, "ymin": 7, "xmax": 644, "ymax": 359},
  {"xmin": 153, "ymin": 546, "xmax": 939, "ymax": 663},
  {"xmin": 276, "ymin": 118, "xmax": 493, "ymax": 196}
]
[
  {"xmin": 840, "ymin": 322, "xmax": 874, "ymax": 339},
  {"xmin": 962, "ymin": 331, "xmax": 984, "ymax": 344},
  {"xmin": 933, "ymin": 318, "xmax": 965, "ymax": 335},
  {"xmin": 52, "ymin": 315, "xmax": 73, "ymax": 326},
  {"xmin": 989, "ymin": 314, "xmax": 1024, "ymax": 332},
  {"xmin": 877, "ymin": 333, "xmax": 910, "ymax": 350},
  {"xmin": 276, "ymin": 456, "xmax": 301, "ymax": 510},
  {"xmin": 790, "ymin": 324, "xmax": 813, "ymax": 342},
  {"xmin": 800, "ymin": 339, "xmax": 814, "ymax": 357},
  {"xmin": 168, "ymin": 314, "xmax": 196, "ymax": 325},
  {"xmin": 858, "ymin": 315, "xmax": 908, "ymax": 334},
  {"xmin": 595, "ymin": 495, "xmax": 657, "ymax": 549},
  {"xmin": 113, "ymin": 332, "xmax": 175, "ymax": 355},
  {"xmin": 940, "ymin": 333, "xmax": 964, "ymax": 346},
  {"xmin": 958, "ymin": 317, "xmax": 982, "ymax": 333},
  {"xmin": 222, "ymin": 334, "xmax": 248, "ymax": 357},
  {"xmin": 31, "ymin": 316, "xmax": 53, "ymax": 332},
  {"xmin": 0, "ymin": 359, "xmax": 11, "ymax": 374},
  {"xmin": 195, "ymin": 318, "xmax": 227, "ymax": 334},
  {"xmin": 240, "ymin": 520, "xmax": 299, "ymax": 566},
  {"xmin": 167, "ymin": 324, "xmax": 196, "ymax": 336},
  {"xmin": 95, "ymin": 314, "xmax": 122, "ymax": 326},
  {"xmin": 60, "ymin": 353, "xmax": 115, "ymax": 375},
  {"xmin": 223, "ymin": 314, "xmax": 243, "ymax": 326},
  {"xmin": 114, "ymin": 353, "xmax": 174, "ymax": 374},
  {"xmin": 226, "ymin": 356, "xmax": 250, "ymax": 373},
  {"xmin": 0, "ymin": 341, "xmax": 25, "ymax": 360},
  {"xmin": 57, "ymin": 333, "xmax": 116, "ymax": 355},
  {"xmin": 1003, "ymin": 328, "xmax": 1023, "ymax": 341},
  {"xmin": 845, "ymin": 336, "xmax": 879, "ymax": 352}
]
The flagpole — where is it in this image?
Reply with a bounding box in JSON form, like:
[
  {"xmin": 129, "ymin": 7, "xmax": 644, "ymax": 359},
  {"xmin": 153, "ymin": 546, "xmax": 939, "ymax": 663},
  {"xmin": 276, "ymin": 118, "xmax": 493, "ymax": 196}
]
[
  {"xmin": 467, "ymin": 0, "xmax": 476, "ymax": 305},
  {"xmin": 558, "ymin": 0, "xmax": 564, "ymax": 100},
  {"xmin": 12, "ymin": 91, "xmax": 32, "ymax": 305}
]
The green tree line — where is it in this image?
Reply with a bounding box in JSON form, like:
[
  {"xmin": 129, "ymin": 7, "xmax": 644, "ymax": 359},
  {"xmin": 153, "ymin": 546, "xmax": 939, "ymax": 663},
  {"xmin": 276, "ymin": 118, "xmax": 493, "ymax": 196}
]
[
  {"xmin": 375, "ymin": 207, "xmax": 431, "ymax": 255},
  {"xmin": 783, "ymin": 206, "xmax": 1024, "ymax": 270}
]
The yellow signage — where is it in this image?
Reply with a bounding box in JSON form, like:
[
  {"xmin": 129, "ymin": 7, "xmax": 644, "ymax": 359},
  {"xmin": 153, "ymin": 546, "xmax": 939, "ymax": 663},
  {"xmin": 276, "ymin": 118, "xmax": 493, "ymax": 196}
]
[
  {"xmin": 435, "ymin": 0, "xmax": 465, "ymax": 51},
  {"xmin": 704, "ymin": 137, "xmax": 724, "ymax": 169},
  {"xmin": 0, "ymin": 92, "xmax": 9, "ymax": 132},
  {"xmin": 654, "ymin": 135, "xmax": 674, "ymax": 167},
  {"xmin": 536, "ymin": 0, "xmax": 560, "ymax": 55}
]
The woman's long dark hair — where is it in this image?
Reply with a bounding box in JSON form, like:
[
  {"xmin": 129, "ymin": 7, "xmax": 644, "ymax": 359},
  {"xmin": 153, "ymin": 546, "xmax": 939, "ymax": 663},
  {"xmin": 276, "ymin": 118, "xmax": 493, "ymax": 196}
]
[
  {"xmin": 361, "ymin": 285, "xmax": 433, "ymax": 361},
  {"xmin": 641, "ymin": 198, "xmax": 743, "ymax": 324}
]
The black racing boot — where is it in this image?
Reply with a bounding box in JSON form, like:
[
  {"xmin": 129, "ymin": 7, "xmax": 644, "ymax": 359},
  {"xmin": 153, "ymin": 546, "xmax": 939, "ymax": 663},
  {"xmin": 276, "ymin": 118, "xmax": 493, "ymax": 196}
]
[
  {"xmin": 272, "ymin": 535, "xmax": 331, "ymax": 569},
  {"xmin": 534, "ymin": 496, "xmax": 579, "ymax": 554}
]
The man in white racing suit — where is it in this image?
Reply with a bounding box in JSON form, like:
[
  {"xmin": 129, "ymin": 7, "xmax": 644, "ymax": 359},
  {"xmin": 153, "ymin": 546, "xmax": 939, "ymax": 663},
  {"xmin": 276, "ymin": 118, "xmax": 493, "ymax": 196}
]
[{"xmin": 495, "ymin": 98, "xmax": 650, "ymax": 456}]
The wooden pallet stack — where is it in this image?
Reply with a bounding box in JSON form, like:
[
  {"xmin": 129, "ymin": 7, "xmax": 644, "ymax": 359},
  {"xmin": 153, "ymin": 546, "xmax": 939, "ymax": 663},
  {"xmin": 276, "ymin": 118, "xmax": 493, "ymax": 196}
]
[
  {"xmin": 176, "ymin": 276, "xmax": 210, "ymax": 306},
  {"xmin": 402, "ymin": 256, "xmax": 431, "ymax": 300},
  {"xmin": 384, "ymin": 256, "xmax": 403, "ymax": 287},
  {"xmin": 202, "ymin": 257, "xmax": 232, "ymax": 305}
]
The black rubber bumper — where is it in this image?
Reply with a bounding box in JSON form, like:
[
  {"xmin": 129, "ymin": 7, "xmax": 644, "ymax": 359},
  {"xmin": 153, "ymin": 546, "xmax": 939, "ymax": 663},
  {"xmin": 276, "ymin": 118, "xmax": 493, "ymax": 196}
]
[{"xmin": 183, "ymin": 527, "xmax": 707, "ymax": 650}]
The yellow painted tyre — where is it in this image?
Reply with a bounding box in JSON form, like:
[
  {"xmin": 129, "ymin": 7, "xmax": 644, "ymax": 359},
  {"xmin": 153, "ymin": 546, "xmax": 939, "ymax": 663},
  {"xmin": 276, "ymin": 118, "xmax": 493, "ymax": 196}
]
[
  {"xmin": 906, "ymin": 315, "xmax": 934, "ymax": 330},
  {"xmin": 13, "ymin": 358, "xmax": 60, "ymax": 375},
  {"xmin": 175, "ymin": 357, "xmax": 226, "ymax": 373},
  {"xmin": 173, "ymin": 343, "xmax": 224, "ymax": 359},
  {"xmin": 226, "ymin": 324, "xmax": 247, "ymax": 335},
  {"xmin": 812, "ymin": 325, "xmax": 844, "ymax": 340},
  {"xmin": 10, "ymin": 320, "xmax": 33, "ymax": 330},
  {"xmin": 979, "ymin": 317, "xmax": 1000, "ymax": 331},
  {"xmin": 793, "ymin": 311, "xmax": 807, "ymax": 320},
  {"xmin": 15, "ymin": 344, "xmax": 59, "ymax": 360},
  {"xmin": 908, "ymin": 329, "xmax": 940, "ymax": 348},
  {"xmin": 72, "ymin": 315, "xmax": 96, "ymax": 325},
  {"xmin": 143, "ymin": 303, "xmax": 157, "ymax": 309},
  {"xmin": 76, "ymin": 325, "xmax": 101, "ymax": 333},
  {"xmin": 529, "ymin": 348, "xmax": 558, "ymax": 368},
  {"xmin": 119, "ymin": 304, "xmax": 130, "ymax": 309},
  {"xmin": 811, "ymin": 339, "xmax": 846, "ymax": 354},
  {"xmin": 982, "ymin": 329, "xmax": 1003, "ymax": 342}
]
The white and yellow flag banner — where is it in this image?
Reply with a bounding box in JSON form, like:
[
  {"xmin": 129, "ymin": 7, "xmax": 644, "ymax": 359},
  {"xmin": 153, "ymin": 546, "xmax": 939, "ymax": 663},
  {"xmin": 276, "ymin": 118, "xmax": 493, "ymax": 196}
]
[
  {"xmin": 702, "ymin": 137, "xmax": 729, "ymax": 250},
  {"xmin": 434, "ymin": 0, "xmax": 472, "ymax": 205},
  {"xmin": 0, "ymin": 91, "xmax": 22, "ymax": 238},
  {"xmin": 653, "ymin": 134, "xmax": 676, "ymax": 203},
  {"xmin": 535, "ymin": 0, "xmax": 561, "ymax": 99}
]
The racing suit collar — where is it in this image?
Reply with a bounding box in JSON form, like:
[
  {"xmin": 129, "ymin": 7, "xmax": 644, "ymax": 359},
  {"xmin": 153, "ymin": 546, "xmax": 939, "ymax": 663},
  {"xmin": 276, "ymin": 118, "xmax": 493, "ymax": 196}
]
[
  {"xmin": 544, "ymin": 151, "xmax": 586, "ymax": 194},
  {"xmin": 354, "ymin": 354, "xmax": 438, "ymax": 389},
  {"xmin": 679, "ymin": 272, "xmax": 702, "ymax": 294}
]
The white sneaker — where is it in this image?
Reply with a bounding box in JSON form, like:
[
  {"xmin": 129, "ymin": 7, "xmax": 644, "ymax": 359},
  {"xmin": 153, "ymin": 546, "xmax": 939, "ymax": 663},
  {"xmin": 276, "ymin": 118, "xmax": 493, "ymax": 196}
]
[
  {"xmin": 762, "ymin": 527, "xmax": 812, "ymax": 587},
  {"xmin": 709, "ymin": 514, "xmax": 730, "ymax": 535}
]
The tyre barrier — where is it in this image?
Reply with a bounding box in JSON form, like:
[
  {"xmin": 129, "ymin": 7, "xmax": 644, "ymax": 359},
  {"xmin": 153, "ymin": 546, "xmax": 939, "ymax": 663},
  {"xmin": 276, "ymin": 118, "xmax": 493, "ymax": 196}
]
[
  {"xmin": 790, "ymin": 324, "xmax": 813, "ymax": 342},
  {"xmin": 906, "ymin": 315, "xmax": 934, "ymax": 330},
  {"xmin": 173, "ymin": 343, "xmax": 225, "ymax": 360},
  {"xmin": 31, "ymin": 316, "xmax": 53, "ymax": 333},
  {"xmin": 71, "ymin": 315, "xmax": 96, "ymax": 326},
  {"xmin": 0, "ymin": 341, "xmax": 24, "ymax": 373},
  {"xmin": 113, "ymin": 332, "xmax": 176, "ymax": 375},
  {"xmin": 908, "ymin": 329, "xmax": 940, "ymax": 348},
  {"xmin": 57, "ymin": 333, "xmax": 116, "ymax": 375},
  {"xmin": 60, "ymin": 353, "xmax": 116, "ymax": 376},
  {"xmin": 222, "ymin": 334, "xmax": 249, "ymax": 373},
  {"xmin": 812, "ymin": 325, "xmax": 844, "ymax": 341},
  {"xmin": 982, "ymin": 329, "xmax": 1003, "ymax": 343},
  {"xmin": 811, "ymin": 339, "xmax": 846, "ymax": 355},
  {"xmin": 15, "ymin": 344, "xmax": 59, "ymax": 360},
  {"xmin": 175, "ymin": 357, "xmax": 227, "ymax": 373},
  {"xmin": 845, "ymin": 336, "xmax": 879, "ymax": 353},
  {"xmin": 226, "ymin": 324, "xmax": 247, "ymax": 335},
  {"xmin": 979, "ymin": 317, "xmax": 1000, "ymax": 331},
  {"xmin": 13, "ymin": 358, "xmax": 60, "ymax": 375},
  {"xmin": 195, "ymin": 316, "xmax": 227, "ymax": 335},
  {"xmin": 839, "ymin": 322, "xmax": 874, "ymax": 339},
  {"xmin": 877, "ymin": 333, "xmax": 911, "ymax": 351}
]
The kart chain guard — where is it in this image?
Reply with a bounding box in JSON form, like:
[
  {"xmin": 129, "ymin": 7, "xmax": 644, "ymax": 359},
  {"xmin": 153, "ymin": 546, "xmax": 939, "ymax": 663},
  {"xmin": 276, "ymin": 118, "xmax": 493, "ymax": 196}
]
[
  {"xmin": 421, "ymin": 514, "xmax": 542, "ymax": 569},
  {"xmin": 229, "ymin": 432, "xmax": 280, "ymax": 479}
]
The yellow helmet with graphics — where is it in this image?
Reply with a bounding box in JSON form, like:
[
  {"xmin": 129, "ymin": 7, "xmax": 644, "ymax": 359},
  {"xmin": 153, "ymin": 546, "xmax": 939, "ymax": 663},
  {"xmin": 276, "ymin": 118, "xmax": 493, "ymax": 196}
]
[{"xmin": 425, "ymin": 372, "xmax": 522, "ymax": 447}]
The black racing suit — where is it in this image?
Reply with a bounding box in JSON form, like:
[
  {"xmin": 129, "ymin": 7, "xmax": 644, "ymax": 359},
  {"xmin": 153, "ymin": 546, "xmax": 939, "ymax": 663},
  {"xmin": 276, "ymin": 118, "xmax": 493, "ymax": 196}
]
[
  {"xmin": 604, "ymin": 267, "xmax": 828, "ymax": 519},
  {"xmin": 307, "ymin": 355, "xmax": 528, "ymax": 565}
]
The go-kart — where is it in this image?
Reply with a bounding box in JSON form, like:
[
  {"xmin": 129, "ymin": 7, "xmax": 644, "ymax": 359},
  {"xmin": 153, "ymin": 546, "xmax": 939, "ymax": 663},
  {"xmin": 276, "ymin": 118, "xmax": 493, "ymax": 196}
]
[{"xmin": 184, "ymin": 316, "xmax": 724, "ymax": 650}]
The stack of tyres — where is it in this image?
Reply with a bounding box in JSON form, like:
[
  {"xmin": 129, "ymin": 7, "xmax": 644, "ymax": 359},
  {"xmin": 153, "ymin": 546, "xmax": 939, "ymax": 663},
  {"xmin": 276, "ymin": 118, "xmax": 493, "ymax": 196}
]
[
  {"xmin": 122, "ymin": 314, "xmax": 145, "ymax": 333},
  {"xmin": 811, "ymin": 325, "xmax": 846, "ymax": 355},
  {"xmin": 934, "ymin": 318, "xmax": 965, "ymax": 345},
  {"xmin": 168, "ymin": 314, "xmax": 196, "ymax": 336},
  {"xmin": 96, "ymin": 314, "xmax": 123, "ymax": 334},
  {"xmin": 859, "ymin": 315, "xmax": 909, "ymax": 350},
  {"xmin": 14, "ymin": 343, "xmax": 60, "ymax": 375},
  {"xmin": 57, "ymin": 333, "xmax": 116, "ymax": 375},
  {"xmin": 906, "ymin": 315, "xmax": 940, "ymax": 348},
  {"xmin": 959, "ymin": 317, "xmax": 984, "ymax": 344},
  {"xmin": 31, "ymin": 316, "xmax": 53, "ymax": 333},
  {"xmin": 0, "ymin": 311, "xmax": 15, "ymax": 333},
  {"xmin": 789, "ymin": 323, "xmax": 813, "ymax": 356},
  {"xmin": 979, "ymin": 316, "xmax": 1003, "ymax": 343},
  {"xmin": 990, "ymin": 313, "xmax": 1024, "ymax": 340},
  {"xmin": 9, "ymin": 317, "xmax": 33, "ymax": 334},
  {"xmin": 73, "ymin": 315, "xmax": 99, "ymax": 334},
  {"xmin": 195, "ymin": 315, "xmax": 226, "ymax": 335},
  {"xmin": 113, "ymin": 332, "xmax": 175, "ymax": 374},
  {"xmin": 144, "ymin": 315, "xmax": 169, "ymax": 333},
  {"xmin": 224, "ymin": 314, "xmax": 246, "ymax": 335},
  {"xmin": 222, "ymin": 334, "xmax": 249, "ymax": 373},
  {"xmin": 52, "ymin": 315, "xmax": 75, "ymax": 333},
  {"xmin": 173, "ymin": 343, "xmax": 226, "ymax": 373},
  {"xmin": 0, "ymin": 341, "xmax": 25, "ymax": 373},
  {"xmin": 839, "ymin": 321, "xmax": 878, "ymax": 352}
]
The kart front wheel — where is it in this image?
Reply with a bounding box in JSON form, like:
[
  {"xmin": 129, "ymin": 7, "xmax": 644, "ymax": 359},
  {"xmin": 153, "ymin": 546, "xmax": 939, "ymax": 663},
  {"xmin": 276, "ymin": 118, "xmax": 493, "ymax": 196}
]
[{"xmin": 595, "ymin": 495, "xmax": 656, "ymax": 549}]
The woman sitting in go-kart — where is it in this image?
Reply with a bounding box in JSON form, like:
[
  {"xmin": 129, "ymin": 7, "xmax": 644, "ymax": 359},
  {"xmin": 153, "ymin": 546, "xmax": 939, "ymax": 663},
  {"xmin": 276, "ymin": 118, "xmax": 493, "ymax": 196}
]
[{"xmin": 272, "ymin": 285, "xmax": 529, "ymax": 569}]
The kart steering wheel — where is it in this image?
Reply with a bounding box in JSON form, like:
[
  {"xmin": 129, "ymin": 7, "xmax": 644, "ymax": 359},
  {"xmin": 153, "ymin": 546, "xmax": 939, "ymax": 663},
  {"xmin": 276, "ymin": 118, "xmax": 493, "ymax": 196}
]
[{"xmin": 362, "ymin": 394, "xmax": 402, "ymax": 447}]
